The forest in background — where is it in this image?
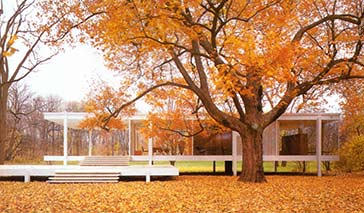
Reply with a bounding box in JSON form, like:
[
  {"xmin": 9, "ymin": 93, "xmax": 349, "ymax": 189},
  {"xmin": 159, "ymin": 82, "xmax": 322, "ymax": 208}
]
[{"xmin": 4, "ymin": 83, "xmax": 129, "ymax": 163}]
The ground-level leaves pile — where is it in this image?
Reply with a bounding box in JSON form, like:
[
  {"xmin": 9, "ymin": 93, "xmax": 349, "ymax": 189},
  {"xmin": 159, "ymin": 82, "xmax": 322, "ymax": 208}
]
[{"xmin": 0, "ymin": 175, "xmax": 363, "ymax": 212}]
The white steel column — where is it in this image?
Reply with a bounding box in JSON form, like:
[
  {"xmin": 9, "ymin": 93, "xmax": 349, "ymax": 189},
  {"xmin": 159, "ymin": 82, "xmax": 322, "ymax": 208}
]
[
  {"xmin": 191, "ymin": 122, "xmax": 194, "ymax": 155},
  {"xmin": 275, "ymin": 121, "xmax": 279, "ymax": 156},
  {"xmin": 146, "ymin": 171, "xmax": 151, "ymax": 183},
  {"xmin": 63, "ymin": 112, "xmax": 68, "ymax": 166},
  {"xmin": 148, "ymin": 138, "xmax": 153, "ymax": 166},
  {"xmin": 24, "ymin": 172, "xmax": 30, "ymax": 183},
  {"xmin": 88, "ymin": 130, "xmax": 93, "ymax": 156},
  {"xmin": 191, "ymin": 135, "xmax": 194, "ymax": 155},
  {"xmin": 128, "ymin": 119, "xmax": 132, "ymax": 156},
  {"xmin": 232, "ymin": 131, "xmax": 238, "ymax": 176},
  {"xmin": 274, "ymin": 121, "xmax": 280, "ymax": 172},
  {"xmin": 316, "ymin": 117, "xmax": 322, "ymax": 177}
]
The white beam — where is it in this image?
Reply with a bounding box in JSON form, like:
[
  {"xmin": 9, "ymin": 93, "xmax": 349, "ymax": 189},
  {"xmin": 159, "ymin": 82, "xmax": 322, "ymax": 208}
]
[
  {"xmin": 275, "ymin": 121, "xmax": 279, "ymax": 156},
  {"xmin": 278, "ymin": 113, "xmax": 340, "ymax": 121},
  {"xmin": 148, "ymin": 138, "xmax": 153, "ymax": 166},
  {"xmin": 88, "ymin": 130, "xmax": 93, "ymax": 156},
  {"xmin": 63, "ymin": 112, "xmax": 68, "ymax": 166},
  {"xmin": 128, "ymin": 119, "xmax": 132, "ymax": 156},
  {"xmin": 24, "ymin": 172, "xmax": 30, "ymax": 183},
  {"xmin": 191, "ymin": 133, "xmax": 194, "ymax": 155},
  {"xmin": 274, "ymin": 121, "xmax": 279, "ymax": 172},
  {"xmin": 232, "ymin": 131, "xmax": 238, "ymax": 176},
  {"xmin": 146, "ymin": 171, "xmax": 151, "ymax": 183},
  {"xmin": 316, "ymin": 117, "xmax": 322, "ymax": 177}
]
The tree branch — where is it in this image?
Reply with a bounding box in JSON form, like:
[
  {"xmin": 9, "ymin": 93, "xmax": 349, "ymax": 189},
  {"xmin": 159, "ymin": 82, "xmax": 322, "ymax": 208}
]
[
  {"xmin": 192, "ymin": 40, "xmax": 209, "ymax": 93},
  {"xmin": 171, "ymin": 50, "xmax": 200, "ymax": 91},
  {"xmin": 232, "ymin": 93, "xmax": 245, "ymax": 121},
  {"xmin": 102, "ymin": 82, "xmax": 191, "ymax": 128},
  {"xmin": 292, "ymin": 14, "xmax": 360, "ymax": 42}
]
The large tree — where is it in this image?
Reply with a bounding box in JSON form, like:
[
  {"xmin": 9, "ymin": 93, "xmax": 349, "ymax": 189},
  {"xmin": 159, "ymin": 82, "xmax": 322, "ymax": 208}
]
[
  {"xmin": 65, "ymin": 0, "xmax": 364, "ymax": 182},
  {"xmin": 6, "ymin": 83, "xmax": 35, "ymax": 161}
]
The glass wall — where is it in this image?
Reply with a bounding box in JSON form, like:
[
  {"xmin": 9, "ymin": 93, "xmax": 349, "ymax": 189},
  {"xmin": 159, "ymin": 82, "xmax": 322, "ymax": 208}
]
[
  {"xmin": 263, "ymin": 122, "xmax": 277, "ymax": 155},
  {"xmin": 322, "ymin": 120, "xmax": 339, "ymax": 155},
  {"xmin": 131, "ymin": 121, "xmax": 147, "ymax": 155},
  {"xmin": 193, "ymin": 132, "xmax": 232, "ymax": 155},
  {"xmin": 278, "ymin": 120, "xmax": 316, "ymax": 155}
]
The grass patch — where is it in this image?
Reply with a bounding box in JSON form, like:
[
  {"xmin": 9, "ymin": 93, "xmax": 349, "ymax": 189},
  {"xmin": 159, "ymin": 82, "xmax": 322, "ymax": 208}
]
[{"xmin": 131, "ymin": 160, "xmax": 322, "ymax": 174}]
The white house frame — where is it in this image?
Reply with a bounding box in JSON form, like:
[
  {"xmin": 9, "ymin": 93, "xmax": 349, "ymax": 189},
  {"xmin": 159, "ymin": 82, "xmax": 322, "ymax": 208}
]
[{"xmin": 43, "ymin": 112, "xmax": 340, "ymax": 177}]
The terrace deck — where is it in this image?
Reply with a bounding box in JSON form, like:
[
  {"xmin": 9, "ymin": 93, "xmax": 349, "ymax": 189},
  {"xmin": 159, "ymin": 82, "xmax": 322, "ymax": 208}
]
[{"xmin": 0, "ymin": 165, "xmax": 179, "ymax": 182}]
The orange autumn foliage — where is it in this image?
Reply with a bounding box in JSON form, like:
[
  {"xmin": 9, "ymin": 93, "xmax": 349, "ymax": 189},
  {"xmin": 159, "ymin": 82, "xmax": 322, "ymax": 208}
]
[
  {"xmin": 79, "ymin": 82, "xmax": 136, "ymax": 131},
  {"xmin": 52, "ymin": 0, "xmax": 364, "ymax": 182},
  {"xmin": 335, "ymin": 81, "xmax": 364, "ymax": 171},
  {"xmin": 340, "ymin": 81, "xmax": 364, "ymax": 137},
  {"xmin": 142, "ymin": 87, "xmax": 227, "ymax": 155}
]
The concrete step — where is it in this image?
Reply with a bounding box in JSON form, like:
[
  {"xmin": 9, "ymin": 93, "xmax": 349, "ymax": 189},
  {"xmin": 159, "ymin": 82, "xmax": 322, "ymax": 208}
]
[
  {"xmin": 80, "ymin": 164, "xmax": 128, "ymax": 166},
  {"xmin": 47, "ymin": 180, "xmax": 118, "ymax": 183},
  {"xmin": 80, "ymin": 156, "xmax": 129, "ymax": 160},
  {"xmin": 80, "ymin": 156, "xmax": 130, "ymax": 166},
  {"xmin": 49, "ymin": 177, "xmax": 119, "ymax": 180},
  {"xmin": 81, "ymin": 161, "xmax": 126, "ymax": 162},
  {"xmin": 55, "ymin": 169, "xmax": 120, "ymax": 175},
  {"xmin": 53, "ymin": 173, "xmax": 120, "ymax": 177},
  {"xmin": 80, "ymin": 161, "xmax": 129, "ymax": 163},
  {"xmin": 81, "ymin": 160, "xmax": 129, "ymax": 162},
  {"xmin": 82, "ymin": 156, "xmax": 127, "ymax": 158},
  {"xmin": 81, "ymin": 159, "xmax": 129, "ymax": 161},
  {"xmin": 48, "ymin": 169, "xmax": 121, "ymax": 184}
]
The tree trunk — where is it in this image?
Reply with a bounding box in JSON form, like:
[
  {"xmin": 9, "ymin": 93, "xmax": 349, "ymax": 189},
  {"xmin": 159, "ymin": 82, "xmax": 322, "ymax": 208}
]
[
  {"xmin": 0, "ymin": 114, "xmax": 6, "ymax": 164},
  {"xmin": 0, "ymin": 90, "xmax": 8, "ymax": 164},
  {"xmin": 239, "ymin": 127, "xmax": 266, "ymax": 182}
]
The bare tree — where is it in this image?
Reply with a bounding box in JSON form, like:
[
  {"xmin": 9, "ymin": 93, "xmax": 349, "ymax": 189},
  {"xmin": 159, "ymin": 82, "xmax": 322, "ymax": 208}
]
[
  {"xmin": 0, "ymin": 0, "xmax": 56, "ymax": 164},
  {"xmin": 0, "ymin": 0, "xmax": 99, "ymax": 164},
  {"xmin": 5, "ymin": 83, "xmax": 34, "ymax": 160}
]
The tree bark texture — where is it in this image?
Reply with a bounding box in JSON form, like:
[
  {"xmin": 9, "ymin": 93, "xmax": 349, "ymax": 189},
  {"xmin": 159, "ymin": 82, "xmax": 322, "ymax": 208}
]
[
  {"xmin": 0, "ymin": 86, "xmax": 9, "ymax": 164},
  {"xmin": 238, "ymin": 127, "xmax": 266, "ymax": 182}
]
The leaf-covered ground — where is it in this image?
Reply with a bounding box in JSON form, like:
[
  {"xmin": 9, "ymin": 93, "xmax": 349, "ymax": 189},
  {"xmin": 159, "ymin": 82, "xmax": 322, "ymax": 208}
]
[{"xmin": 0, "ymin": 175, "xmax": 363, "ymax": 212}]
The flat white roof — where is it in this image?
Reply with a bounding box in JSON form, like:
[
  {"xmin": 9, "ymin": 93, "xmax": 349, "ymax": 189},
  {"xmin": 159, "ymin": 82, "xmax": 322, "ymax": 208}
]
[
  {"xmin": 43, "ymin": 112, "xmax": 91, "ymax": 129},
  {"xmin": 277, "ymin": 113, "xmax": 340, "ymax": 120},
  {"xmin": 43, "ymin": 112, "xmax": 147, "ymax": 129},
  {"xmin": 43, "ymin": 112, "xmax": 340, "ymax": 129}
]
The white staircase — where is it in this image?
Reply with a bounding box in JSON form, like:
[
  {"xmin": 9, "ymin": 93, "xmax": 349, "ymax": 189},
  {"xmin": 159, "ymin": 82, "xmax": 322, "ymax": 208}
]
[
  {"xmin": 48, "ymin": 156, "xmax": 129, "ymax": 183},
  {"xmin": 47, "ymin": 170, "xmax": 120, "ymax": 183}
]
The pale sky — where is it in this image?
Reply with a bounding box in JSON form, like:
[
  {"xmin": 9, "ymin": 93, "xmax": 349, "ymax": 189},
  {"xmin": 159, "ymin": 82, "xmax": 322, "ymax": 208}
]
[
  {"xmin": 2, "ymin": 0, "xmax": 108, "ymax": 101},
  {"xmin": 24, "ymin": 44, "xmax": 151, "ymax": 113},
  {"xmin": 25, "ymin": 44, "xmax": 114, "ymax": 102},
  {"xmin": 2, "ymin": 1, "xmax": 115, "ymax": 103}
]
